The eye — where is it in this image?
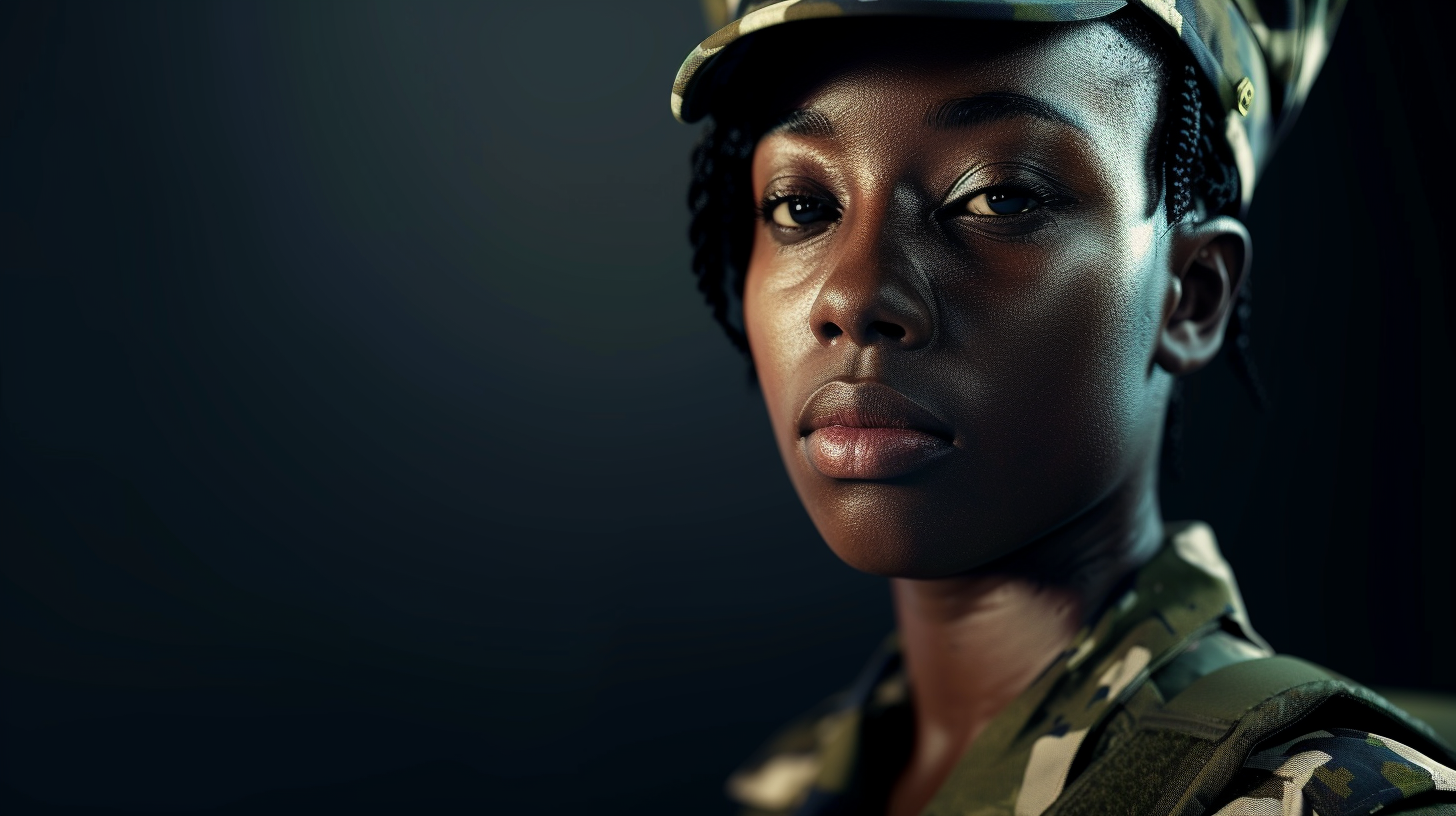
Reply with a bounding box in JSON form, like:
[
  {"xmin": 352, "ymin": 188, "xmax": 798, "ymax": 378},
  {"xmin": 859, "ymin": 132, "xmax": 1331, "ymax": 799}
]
[
  {"xmin": 769, "ymin": 195, "xmax": 836, "ymax": 228},
  {"xmin": 965, "ymin": 188, "xmax": 1042, "ymax": 216}
]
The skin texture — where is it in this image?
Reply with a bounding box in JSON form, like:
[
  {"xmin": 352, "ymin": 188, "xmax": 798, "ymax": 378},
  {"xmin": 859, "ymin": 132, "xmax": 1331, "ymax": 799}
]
[{"xmin": 738, "ymin": 19, "xmax": 1251, "ymax": 816}]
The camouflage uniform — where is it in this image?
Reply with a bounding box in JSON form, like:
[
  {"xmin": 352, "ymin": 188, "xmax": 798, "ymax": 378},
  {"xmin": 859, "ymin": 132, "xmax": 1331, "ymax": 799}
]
[{"xmin": 724, "ymin": 523, "xmax": 1456, "ymax": 815}]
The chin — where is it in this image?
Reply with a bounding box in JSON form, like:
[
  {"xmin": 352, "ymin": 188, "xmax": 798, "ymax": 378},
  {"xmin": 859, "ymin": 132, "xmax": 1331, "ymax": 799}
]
[{"xmin": 802, "ymin": 483, "xmax": 1030, "ymax": 579}]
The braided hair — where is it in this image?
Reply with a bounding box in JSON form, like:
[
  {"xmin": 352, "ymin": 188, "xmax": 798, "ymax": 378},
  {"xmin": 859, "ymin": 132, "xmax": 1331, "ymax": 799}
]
[
  {"xmin": 685, "ymin": 12, "xmax": 1264, "ymax": 475},
  {"xmin": 687, "ymin": 123, "xmax": 755, "ymax": 356}
]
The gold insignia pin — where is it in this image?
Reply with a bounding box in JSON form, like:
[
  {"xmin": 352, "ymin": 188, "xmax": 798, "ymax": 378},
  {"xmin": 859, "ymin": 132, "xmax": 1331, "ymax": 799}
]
[{"xmin": 1235, "ymin": 78, "xmax": 1254, "ymax": 116}]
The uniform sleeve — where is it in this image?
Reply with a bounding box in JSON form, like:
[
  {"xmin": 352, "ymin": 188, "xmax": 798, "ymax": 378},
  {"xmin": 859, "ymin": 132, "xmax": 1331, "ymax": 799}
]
[{"xmin": 1211, "ymin": 729, "xmax": 1456, "ymax": 815}]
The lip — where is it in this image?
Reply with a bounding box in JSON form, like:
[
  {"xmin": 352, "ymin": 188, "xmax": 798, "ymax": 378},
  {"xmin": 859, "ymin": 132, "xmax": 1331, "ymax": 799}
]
[{"xmin": 797, "ymin": 381, "xmax": 955, "ymax": 480}]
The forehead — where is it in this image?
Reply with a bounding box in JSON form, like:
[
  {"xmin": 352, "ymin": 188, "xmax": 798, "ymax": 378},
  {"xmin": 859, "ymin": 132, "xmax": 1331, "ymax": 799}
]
[{"xmin": 743, "ymin": 19, "xmax": 1163, "ymax": 158}]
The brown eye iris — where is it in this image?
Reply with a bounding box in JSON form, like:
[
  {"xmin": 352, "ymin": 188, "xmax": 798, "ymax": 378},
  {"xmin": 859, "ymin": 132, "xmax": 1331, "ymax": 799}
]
[
  {"xmin": 771, "ymin": 196, "xmax": 834, "ymax": 227},
  {"xmin": 966, "ymin": 190, "xmax": 1039, "ymax": 216}
]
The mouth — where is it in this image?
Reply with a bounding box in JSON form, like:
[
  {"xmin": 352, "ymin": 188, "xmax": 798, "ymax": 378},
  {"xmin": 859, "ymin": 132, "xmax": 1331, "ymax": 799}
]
[{"xmin": 797, "ymin": 380, "xmax": 955, "ymax": 480}]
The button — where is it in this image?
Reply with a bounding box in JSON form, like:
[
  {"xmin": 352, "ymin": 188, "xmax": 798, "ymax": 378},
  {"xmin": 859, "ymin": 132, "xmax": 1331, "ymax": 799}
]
[{"xmin": 1235, "ymin": 77, "xmax": 1254, "ymax": 116}]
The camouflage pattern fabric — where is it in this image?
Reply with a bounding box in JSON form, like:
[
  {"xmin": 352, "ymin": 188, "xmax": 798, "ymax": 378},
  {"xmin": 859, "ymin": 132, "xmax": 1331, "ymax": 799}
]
[
  {"xmin": 672, "ymin": 0, "xmax": 1346, "ymax": 212},
  {"xmin": 725, "ymin": 523, "xmax": 1456, "ymax": 815},
  {"xmin": 1213, "ymin": 729, "xmax": 1456, "ymax": 815}
]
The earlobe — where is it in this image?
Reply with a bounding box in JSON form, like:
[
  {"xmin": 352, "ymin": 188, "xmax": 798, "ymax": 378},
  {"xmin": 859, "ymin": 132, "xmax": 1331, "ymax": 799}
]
[{"xmin": 1154, "ymin": 216, "xmax": 1252, "ymax": 376}]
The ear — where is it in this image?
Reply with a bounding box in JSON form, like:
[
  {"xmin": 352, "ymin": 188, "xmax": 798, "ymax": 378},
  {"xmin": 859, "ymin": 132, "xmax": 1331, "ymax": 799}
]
[{"xmin": 1154, "ymin": 215, "xmax": 1252, "ymax": 376}]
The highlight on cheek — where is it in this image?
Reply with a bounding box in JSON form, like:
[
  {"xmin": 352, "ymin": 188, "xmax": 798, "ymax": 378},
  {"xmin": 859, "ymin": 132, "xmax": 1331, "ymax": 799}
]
[{"xmin": 1125, "ymin": 219, "xmax": 1157, "ymax": 264}]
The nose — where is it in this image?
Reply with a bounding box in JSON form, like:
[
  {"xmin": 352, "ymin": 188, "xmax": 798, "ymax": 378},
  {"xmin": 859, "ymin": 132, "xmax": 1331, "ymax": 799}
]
[{"xmin": 808, "ymin": 216, "xmax": 935, "ymax": 350}]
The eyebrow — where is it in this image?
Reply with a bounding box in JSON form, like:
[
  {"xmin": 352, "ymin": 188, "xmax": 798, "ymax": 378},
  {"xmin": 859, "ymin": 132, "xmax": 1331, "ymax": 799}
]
[
  {"xmin": 764, "ymin": 108, "xmax": 836, "ymax": 139},
  {"xmin": 927, "ymin": 92, "xmax": 1083, "ymax": 133}
]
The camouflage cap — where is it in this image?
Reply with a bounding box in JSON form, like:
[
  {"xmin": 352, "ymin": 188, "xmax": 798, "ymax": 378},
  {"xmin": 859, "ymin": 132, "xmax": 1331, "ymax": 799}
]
[{"xmin": 671, "ymin": 0, "xmax": 1346, "ymax": 210}]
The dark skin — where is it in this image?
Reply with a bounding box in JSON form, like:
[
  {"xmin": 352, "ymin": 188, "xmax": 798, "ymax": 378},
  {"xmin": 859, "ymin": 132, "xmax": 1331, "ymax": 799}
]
[{"xmin": 739, "ymin": 20, "xmax": 1250, "ymax": 816}]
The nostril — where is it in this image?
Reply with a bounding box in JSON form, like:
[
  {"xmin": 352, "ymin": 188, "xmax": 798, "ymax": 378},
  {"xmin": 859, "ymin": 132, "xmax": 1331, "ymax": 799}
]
[
  {"xmin": 871, "ymin": 321, "xmax": 906, "ymax": 341},
  {"xmin": 822, "ymin": 323, "xmax": 844, "ymax": 340}
]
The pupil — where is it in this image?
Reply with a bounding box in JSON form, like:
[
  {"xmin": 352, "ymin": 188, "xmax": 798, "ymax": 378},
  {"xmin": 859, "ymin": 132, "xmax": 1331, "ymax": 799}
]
[
  {"xmin": 987, "ymin": 192, "xmax": 1033, "ymax": 215},
  {"xmin": 790, "ymin": 198, "xmax": 823, "ymax": 224}
]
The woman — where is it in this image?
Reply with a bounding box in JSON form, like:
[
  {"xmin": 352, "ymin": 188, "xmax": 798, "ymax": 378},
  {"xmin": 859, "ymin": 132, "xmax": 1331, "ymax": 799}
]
[{"xmin": 671, "ymin": 2, "xmax": 1456, "ymax": 815}]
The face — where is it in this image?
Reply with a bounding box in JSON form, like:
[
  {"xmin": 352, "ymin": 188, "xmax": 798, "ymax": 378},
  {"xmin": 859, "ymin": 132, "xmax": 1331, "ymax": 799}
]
[{"xmin": 743, "ymin": 21, "xmax": 1182, "ymax": 578}]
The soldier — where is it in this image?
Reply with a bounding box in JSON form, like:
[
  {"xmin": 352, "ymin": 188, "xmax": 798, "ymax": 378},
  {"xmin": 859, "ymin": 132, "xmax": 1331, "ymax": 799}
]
[{"xmin": 671, "ymin": 2, "xmax": 1456, "ymax": 815}]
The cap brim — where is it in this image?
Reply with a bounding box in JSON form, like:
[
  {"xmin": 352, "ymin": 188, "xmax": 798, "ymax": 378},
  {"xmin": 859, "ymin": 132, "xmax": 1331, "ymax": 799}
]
[{"xmin": 672, "ymin": 0, "xmax": 1128, "ymax": 122}]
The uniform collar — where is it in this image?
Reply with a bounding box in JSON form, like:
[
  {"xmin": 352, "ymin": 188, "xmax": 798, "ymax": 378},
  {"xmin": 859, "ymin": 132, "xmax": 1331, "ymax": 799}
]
[{"xmin": 728, "ymin": 521, "xmax": 1267, "ymax": 815}]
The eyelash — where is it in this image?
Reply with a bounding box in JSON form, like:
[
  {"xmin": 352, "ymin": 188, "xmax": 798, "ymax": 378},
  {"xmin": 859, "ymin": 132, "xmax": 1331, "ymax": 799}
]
[{"xmin": 947, "ymin": 181, "xmax": 1071, "ymax": 219}]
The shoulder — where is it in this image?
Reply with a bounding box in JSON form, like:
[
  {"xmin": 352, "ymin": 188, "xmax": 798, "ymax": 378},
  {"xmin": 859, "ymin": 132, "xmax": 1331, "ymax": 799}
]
[
  {"xmin": 724, "ymin": 693, "xmax": 849, "ymax": 814},
  {"xmin": 1147, "ymin": 653, "xmax": 1456, "ymax": 815},
  {"xmin": 1210, "ymin": 728, "xmax": 1456, "ymax": 815},
  {"xmin": 725, "ymin": 642, "xmax": 909, "ymax": 815},
  {"xmin": 1066, "ymin": 652, "xmax": 1456, "ymax": 815}
]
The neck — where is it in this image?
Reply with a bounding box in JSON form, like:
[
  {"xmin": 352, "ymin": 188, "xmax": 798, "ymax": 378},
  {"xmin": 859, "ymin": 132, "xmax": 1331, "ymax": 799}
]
[{"xmin": 885, "ymin": 482, "xmax": 1164, "ymax": 816}]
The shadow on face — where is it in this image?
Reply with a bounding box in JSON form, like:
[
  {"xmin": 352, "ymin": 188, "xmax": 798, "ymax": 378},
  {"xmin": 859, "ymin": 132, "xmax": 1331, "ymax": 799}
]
[{"xmin": 735, "ymin": 19, "xmax": 1187, "ymax": 578}]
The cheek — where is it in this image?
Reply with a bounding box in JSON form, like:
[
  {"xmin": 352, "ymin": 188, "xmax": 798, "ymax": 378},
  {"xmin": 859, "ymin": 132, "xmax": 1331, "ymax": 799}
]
[
  {"xmin": 945, "ymin": 227, "xmax": 1167, "ymax": 470},
  {"xmin": 1051, "ymin": 222, "xmax": 1165, "ymax": 402},
  {"xmin": 744, "ymin": 242, "xmax": 821, "ymax": 432}
]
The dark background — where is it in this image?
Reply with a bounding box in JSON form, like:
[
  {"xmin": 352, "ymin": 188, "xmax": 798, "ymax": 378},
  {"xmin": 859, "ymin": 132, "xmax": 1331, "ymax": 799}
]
[{"xmin": 1, "ymin": 1, "xmax": 1452, "ymax": 813}]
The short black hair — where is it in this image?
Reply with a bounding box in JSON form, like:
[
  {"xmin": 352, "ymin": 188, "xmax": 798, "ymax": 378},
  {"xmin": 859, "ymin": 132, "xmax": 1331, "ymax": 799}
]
[{"xmin": 685, "ymin": 10, "xmax": 1264, "ymax": 477}]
